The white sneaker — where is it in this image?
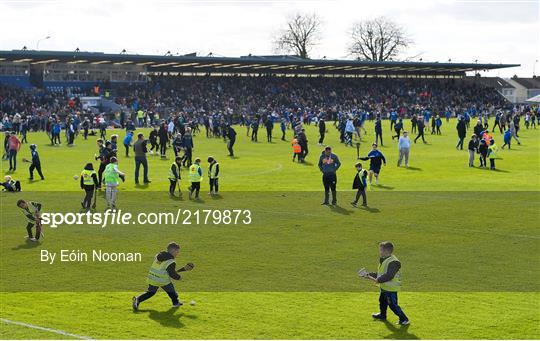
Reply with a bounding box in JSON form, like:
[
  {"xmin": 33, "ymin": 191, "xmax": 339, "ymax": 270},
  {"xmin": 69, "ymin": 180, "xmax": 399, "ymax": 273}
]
[{"xmin": 172, "ymin": 301, "xmax": 183, "ymax": 308}]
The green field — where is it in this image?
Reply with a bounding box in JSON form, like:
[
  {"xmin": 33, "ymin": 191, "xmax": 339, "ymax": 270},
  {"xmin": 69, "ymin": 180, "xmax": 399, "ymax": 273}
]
[{"xmin": 1, "ymin": 119, "xmax": 539, "ymax": 339}]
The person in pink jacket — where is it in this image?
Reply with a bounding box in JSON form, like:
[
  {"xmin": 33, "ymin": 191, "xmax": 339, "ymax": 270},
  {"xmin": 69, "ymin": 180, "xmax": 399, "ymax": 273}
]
[{"xmin": 8, "ymin": 133, "xmax": 21, "ymax": 172}]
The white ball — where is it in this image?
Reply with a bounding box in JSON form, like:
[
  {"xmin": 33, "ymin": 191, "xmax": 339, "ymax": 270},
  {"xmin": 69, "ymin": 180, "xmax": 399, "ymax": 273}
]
[
  {"xmin": 73, "ymin": 175, "xmax": 79, "ymax": 180},
  {"xmin": 190, "ymin": 300, "xmax": 196, "ymax": 306}
]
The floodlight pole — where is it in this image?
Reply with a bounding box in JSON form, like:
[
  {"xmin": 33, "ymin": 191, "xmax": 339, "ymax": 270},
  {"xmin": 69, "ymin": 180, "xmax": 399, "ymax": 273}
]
[{"xmin": 36, "ymin": 36, "xmax": 51, "ymax": 50}]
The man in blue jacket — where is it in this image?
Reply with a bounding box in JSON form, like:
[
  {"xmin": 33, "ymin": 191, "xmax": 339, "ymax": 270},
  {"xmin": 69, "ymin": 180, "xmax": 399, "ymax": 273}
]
[{"xmin": 318, "ymin": 146, "xmax": 341, "ymax": 206}]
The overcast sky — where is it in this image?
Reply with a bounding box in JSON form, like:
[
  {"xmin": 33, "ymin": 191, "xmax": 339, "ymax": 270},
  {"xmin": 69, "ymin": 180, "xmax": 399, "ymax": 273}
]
[{"xmin": 0, "ymin": 0, "xmax": 538, "ymax": 77}]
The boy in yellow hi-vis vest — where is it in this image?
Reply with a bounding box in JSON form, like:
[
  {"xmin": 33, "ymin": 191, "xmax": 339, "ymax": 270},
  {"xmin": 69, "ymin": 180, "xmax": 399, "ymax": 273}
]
[
  {"xmin": 358, "ymin": 241, "xmax": 410, "ymax": 325},
  {"xmin": 188, "ymin": 158, "xmax": 203, "ymax": 200},
  {"xmin": 132, "ymin": 242, "xmax": 194, "ymax": 310},
  {"xmin": 207, "ymin": 156, "xmax": 219, "ymax": 195},
  {"xmin": 488, "ymin": 139, "xmax": 499, "ymax": 170}
]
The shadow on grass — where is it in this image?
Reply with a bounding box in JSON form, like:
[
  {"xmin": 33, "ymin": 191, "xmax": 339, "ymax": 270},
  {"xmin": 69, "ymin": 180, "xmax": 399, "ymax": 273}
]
[
  {"xmin": 405, "ymin": 166, "xmax": 422, "ymax": 171},
  {"xmin": 135, "ymin": 183, "xmax": 150, "ymax": 189},
  {"xmin": 381, "ymin": 321, "xmax": 419, "ymax": 340},
  {"xmin": 473, "ymin": 167, "xmax": 510, "ymax": 173},
  {"xmin": 12, "ymin": 240, "xmax": 41, "ymax": 250},
  {"xmin": 491, "ymin": 168, "xmax": 510, "ymax": 173},
  {"xmin": 301, "ymin": 161, "xmax": 314, "ymax": 166},
  {"xmin": 170, "ymin": 194, "xmax": 184, "ymax": 201},
  {"xmin": 210, "ymin": 194, "xmax": 224, "ymax": 200},
  {"xmin": 24, "ymin": 178, "xmax": 43, "ymax": 185},
  {"xmin": 359, "ymin": 205, "xmax": 380, "ymax": 213},
  {"xmin": 330, "ymin": 205, "xmax": 354, "ymax": 215},
  {"xmin": 136, "ymin": 308, "xmax": 198, "ymax": 328},
  {"xmin": 374, "ymin": 184, "xmax": 394, "ymax": 190}
]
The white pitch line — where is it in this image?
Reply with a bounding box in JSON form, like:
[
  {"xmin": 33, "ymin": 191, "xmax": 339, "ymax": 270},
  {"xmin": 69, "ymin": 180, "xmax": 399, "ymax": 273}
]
[{"xmin": 0, "ymin": 318, "xmax": 95, "ymax": 340}]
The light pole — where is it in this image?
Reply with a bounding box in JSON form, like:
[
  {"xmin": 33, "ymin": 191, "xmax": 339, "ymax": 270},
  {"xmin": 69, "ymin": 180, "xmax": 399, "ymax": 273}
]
[
  {"xmin": 36, "ymin": 36, "xmax": 51, "ymax": 50},
  {"xmin": 534, "ymin": 59, "xmax": 538, "ymax": 77}
]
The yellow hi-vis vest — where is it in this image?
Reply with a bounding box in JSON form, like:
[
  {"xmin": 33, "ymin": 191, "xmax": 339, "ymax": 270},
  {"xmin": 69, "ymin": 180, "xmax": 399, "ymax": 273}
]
[
  {"xmin": 377, "ymin": 255, "xmax": 402, "ymax": 292},
  {"xmin": 488, "ymin": 144, "xmax": 498, "ymax": 159},
  {"xmin": 147, "ymin": 257, "xmax": 175, "ymax": 287},
  {"xmin": 104, "ymin": 163, "xmax": 120, "ymax": 185},
  {"xmin": 81, "ymin": 169, "xmax": 96, "ymax": 185},
  {"xmin": 168, "ymin": 163, "xmax": 180, "ymax": 181},
  {"xmin": 189, "ymin": 164, "xmax": 203, "ymax": 183},
  {"xmin": 208, "ymin": 162, "xmax": 219, "ymax": 179}
]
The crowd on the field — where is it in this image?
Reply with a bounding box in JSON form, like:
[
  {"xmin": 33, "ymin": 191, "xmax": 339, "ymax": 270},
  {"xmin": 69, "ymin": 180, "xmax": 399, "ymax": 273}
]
[{"xmin": 1, "ymin": 77, "xmax": 539, "ymax": 209}]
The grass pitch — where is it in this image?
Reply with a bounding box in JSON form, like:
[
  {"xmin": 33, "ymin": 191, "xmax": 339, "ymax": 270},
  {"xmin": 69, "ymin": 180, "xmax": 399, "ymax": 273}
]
[{"xmin": 1, "ymin": 119, "xmax": 539, "ymax": 339}]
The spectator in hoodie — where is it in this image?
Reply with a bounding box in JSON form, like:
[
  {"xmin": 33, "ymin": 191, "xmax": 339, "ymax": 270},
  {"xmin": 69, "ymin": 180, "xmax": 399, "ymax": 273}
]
[
  {"xmin": 501, "ymin": 128, "xmax": 512, "ymax": 149},
  {"xmin": 318, "ymin": 146, "xmax": 341, "ymax": 206},
  {"xmin": 123, "ymin": 131, "xmax": 134, "ymax": 157}
]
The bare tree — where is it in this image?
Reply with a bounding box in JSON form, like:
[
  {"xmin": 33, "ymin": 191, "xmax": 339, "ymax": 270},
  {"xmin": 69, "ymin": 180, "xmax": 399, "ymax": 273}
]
[
  {"xmin": 349, "ymin": 17, "xmax": 412, "ymax": 61},
  {"xmin": 274, "ymin": 13, "xmax": 322, "ymax": 59}
]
